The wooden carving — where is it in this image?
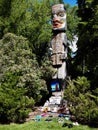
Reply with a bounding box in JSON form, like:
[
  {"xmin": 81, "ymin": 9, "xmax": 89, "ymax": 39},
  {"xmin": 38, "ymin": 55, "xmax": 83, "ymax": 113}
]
[{"xmin": 50, "ymin": 4, "xmax": 67, "ymax": 79}]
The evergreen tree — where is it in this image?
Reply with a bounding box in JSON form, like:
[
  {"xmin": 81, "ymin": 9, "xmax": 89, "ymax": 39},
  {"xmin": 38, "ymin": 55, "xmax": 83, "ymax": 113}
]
[
  {"xmin": 76, "ymin": 0, "xmax": 98, "ymax": 86},
  {"xmin": 0, "ymin": 72, "xmax": 34, "ymax": 123},
  {"xmin": 64, "ymin": 76, "xmax": 98, "ymax": 126}
]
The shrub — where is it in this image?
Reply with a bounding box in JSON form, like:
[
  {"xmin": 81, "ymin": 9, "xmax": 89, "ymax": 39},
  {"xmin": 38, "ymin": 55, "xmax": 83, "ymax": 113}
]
[
  {"xmin": 64, "ymin": 76, "xmax": 98, "ymax": 126},
  {"xmin": 0, "ymin": 72, "xmax": 34, "ymax": 123},
  {"xmin": 0, "ymin": 33, "xmax": 48, "ymax": 123}
]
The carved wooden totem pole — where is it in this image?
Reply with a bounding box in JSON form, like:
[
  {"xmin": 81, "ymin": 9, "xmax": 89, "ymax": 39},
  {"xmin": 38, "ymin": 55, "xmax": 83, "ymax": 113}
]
[
  {"xmin": 50, "ymin": 4, "xmax": 67, "ymax": 91},
  {"xmin": 50, "ymin": 4, "xmax": 67, "ymax": 79}
]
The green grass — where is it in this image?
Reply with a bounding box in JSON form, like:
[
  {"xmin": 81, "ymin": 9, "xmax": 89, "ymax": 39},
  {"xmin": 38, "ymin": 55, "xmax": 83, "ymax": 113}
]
[{"xmin": 0, "ymin": 119, "xmax": 97, "ymax": 130}]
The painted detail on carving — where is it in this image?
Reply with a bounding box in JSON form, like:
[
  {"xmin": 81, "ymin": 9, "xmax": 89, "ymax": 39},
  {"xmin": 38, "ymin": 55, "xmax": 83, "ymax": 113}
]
[{"xmin": 52, "ymin": 4, "xmax": 66, "ymax": 31}]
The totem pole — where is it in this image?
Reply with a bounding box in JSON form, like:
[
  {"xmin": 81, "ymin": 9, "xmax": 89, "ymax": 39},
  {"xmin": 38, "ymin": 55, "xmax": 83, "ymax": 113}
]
[{"xmin": 49, "ymin": 4, "xmax": 67, "ymax": 91}]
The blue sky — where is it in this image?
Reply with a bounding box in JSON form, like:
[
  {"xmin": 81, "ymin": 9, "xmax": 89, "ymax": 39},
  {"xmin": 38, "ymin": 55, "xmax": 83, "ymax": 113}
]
[{"xmin": 63, "ymin": 0, "xmax": 77, "ymax": 6}]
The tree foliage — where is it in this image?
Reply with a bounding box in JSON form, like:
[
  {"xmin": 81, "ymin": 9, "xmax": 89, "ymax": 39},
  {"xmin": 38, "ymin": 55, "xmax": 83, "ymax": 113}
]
[
  {"xmin": 0, "ymin": 33, "xmax": 48, "ymax": 123},
  {"xmin": 64, "ymin": 77, "xmax": 98, "ymax": 126},
  {"xmin": 64, "ymin": 0, "xmax": 98, "ymax": 126},
  {"xmin": 76, "ymin": 0, "xmax": 98, "ymax": 86},
  {"xmin": 0, "ymin": 0, "xmax": 52, "ymax": 64},
  {"xmin": 65, "ymin": 4, "xmax": 79, "ymax": 42},
  {"xmin": 0, "ymin": 72, "xmax": 34, "ymax": 123}
]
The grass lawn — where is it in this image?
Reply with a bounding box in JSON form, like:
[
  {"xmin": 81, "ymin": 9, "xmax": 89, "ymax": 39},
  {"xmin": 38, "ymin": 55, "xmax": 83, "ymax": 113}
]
[{"xmin": 0, "ymin": 118, "xmax": 97, "ymax": 130}]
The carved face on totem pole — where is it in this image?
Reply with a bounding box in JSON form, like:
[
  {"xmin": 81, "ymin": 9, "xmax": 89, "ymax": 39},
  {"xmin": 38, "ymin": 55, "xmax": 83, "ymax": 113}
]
[{"xmin": 52, "ymin": 4, "xmax": 66, "ymax": 31}]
